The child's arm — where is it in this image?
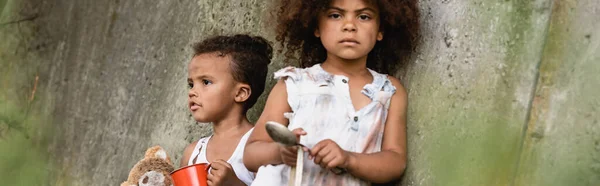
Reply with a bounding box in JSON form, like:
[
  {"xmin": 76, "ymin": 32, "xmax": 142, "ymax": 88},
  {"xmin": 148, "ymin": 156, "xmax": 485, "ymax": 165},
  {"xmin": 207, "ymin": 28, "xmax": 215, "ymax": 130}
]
[
  {"xmin": 179, "ymin": 141, "xmax": 199, "ymax": 167},
  {"xmin": 243, "ymin": 79, "xmax": 294, "ymax": 172},
  {"xmin": 310, "ymin": 76, "xmax": 408, "ymax": 183}
]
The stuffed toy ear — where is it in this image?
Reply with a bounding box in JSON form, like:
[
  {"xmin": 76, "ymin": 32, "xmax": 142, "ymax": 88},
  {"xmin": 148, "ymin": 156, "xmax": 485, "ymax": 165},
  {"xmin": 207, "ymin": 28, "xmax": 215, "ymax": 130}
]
[
  {"xmin": 145, "ymin": 146, "xmax": 172, "ymax": 164},
  {"xmin": 123, "ymin": 146, "xmax": 174, "ymax": 186},
  {"xmin": 154, "ymin": 149, "xmax": 167, "ymax": 160}
]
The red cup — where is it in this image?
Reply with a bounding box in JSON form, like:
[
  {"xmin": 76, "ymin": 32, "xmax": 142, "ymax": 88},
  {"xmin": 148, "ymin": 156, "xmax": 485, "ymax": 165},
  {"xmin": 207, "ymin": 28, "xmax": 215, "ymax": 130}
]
[{"xmin": 171, "ymin": 163, "xmax": 210, "ymax": 186}]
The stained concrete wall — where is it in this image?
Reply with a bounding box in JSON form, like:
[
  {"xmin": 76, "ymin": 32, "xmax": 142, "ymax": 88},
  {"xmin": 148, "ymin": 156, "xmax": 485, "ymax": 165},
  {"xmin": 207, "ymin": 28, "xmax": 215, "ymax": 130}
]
[
  {"xmin": 401, "ymin": 0, "xmax": 599, "ymax": 185},
  {"xmin": 1, "ymin": 0, "xmax": 281, "ymax": 185},
  {"xmin": 0, "ymin": 0, "xmax": 598, "ymax": 185},
  {"xmin": 514, "ymin": 0, "xmax": 600, "ymax": 185},
  {"xmin": 400, "ymin": 0, "xmax": 599, "ymax": 185}
]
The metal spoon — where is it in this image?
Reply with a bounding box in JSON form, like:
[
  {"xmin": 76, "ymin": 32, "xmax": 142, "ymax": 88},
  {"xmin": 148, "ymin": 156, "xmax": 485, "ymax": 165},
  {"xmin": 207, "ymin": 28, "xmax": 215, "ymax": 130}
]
[
  {"xmin": 265, "ymin": 121, "xmax": 346, "ymax": 175},
  {"xmin": 265, "ymin": 121, "xmax": 304, "ymax": 186},
  {"xmin": 265, "ymin": 121, "xmax": 311, "ymax": 152}
]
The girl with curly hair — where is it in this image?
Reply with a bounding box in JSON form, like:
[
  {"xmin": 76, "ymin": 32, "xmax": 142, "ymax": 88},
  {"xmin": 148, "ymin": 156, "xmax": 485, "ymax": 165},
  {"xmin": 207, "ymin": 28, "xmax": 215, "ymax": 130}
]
[{"xmin": 244, "ymin": 0, "xmax": 419, "ymax": 185}]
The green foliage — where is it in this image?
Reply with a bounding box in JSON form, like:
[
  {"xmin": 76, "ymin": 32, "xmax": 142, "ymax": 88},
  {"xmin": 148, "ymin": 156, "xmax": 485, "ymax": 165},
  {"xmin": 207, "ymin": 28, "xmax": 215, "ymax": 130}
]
[{"xmin": 0, "ymin": 98, "xmax": 52, "ymax": 186}]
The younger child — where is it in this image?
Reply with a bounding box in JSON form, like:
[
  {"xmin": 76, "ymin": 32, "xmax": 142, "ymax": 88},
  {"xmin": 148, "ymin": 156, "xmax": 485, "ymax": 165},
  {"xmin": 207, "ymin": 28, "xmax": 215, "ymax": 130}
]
[
  {"xmin": 244, "ymin": 0, "xmax": 419, "ymax": 185},
  {"xmin": 180, "ymin": 34, "xmax": 273, "ymax": 186}
]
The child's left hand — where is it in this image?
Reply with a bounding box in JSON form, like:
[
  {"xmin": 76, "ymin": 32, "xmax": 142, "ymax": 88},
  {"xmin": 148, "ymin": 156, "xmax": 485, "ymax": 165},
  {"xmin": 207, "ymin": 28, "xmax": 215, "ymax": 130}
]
[{"xmin": 310, "ymin": 139, "xmax": 351, "ymax": 170}]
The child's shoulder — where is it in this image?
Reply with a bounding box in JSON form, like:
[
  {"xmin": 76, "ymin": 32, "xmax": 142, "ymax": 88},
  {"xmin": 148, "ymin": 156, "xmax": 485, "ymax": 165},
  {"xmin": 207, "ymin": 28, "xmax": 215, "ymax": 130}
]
[
  {"xmin": 386, "ymin": 75, "xmax": 405, "ymax": 94},
  {"xmin": 273, "ymin": 66, "xmax": 302, "ymax": 80},
  {"xmin": 182, "ymin": 140, "xmax": 199, "ymax": 155},
  {"xmin": 180, "ymin": 140, "xmax": 199, "ymax": 166},
  {"xmin": 383, "ymin": 75, "xmax": 402, "ymax": 88},
  {"xmin": 381, "ymin": 75, "xmax": 407, "ymax": 102},
  {"xmin": 181, "ymin": 137, "xmax": 208, "ymax": 157},
  {"xmin": 274, "ymin": 64, "xmax": 328, "ymax": 82},
  {"xmin": 274, "ymin": 65, "xmax": 309, "ymax": 78},
  {"xmin": 179, "ymin": 136, "xmax": 210, "ymax": 166}
]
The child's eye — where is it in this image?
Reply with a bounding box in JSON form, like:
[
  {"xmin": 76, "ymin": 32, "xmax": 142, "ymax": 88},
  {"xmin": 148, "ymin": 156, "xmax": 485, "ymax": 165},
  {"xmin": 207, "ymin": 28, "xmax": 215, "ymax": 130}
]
[
  {"xmin": 358, "ymin": 14, "xmax": 371, "ymax": 20},
  {"xmin": 202, "ymin": 79, "xmax": 212, "ymax": 85},
  {"xmin": 328, "ymin": 13, "xmax": 342, "ymax": 19},
  {"xmin": 187, "ymin": 82, "xmax": 193, "ymax": 89}
]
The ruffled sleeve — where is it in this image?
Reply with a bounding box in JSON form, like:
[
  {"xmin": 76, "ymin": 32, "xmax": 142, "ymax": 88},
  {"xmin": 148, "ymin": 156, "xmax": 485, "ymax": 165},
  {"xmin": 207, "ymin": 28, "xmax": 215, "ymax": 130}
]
[
  {"xmin": 273, "ymin": 66, "xmax": 303, "ymax": 111},
  {"xmin": 361, "ymin": 71, "xmax": 397, "ymax": 109}
]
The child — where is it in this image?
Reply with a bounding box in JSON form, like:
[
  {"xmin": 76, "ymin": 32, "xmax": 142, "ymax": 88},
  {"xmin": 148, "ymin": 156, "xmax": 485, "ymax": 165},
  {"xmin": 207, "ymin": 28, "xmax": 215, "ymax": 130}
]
[
  {"xmin": 180, "ymin": 34, "xmax": 273, "ymax": 186},
  {"xmin": 244, "ymin": 0, "xmax": 419, "ymax": 185}
]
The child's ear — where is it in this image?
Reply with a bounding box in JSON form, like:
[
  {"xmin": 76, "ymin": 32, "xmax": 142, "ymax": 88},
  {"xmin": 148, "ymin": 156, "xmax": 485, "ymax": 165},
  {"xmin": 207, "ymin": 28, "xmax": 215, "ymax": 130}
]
[
  {"xmin": 377, "ymin": 31, "xmax": 383, "ymax": 41},
  {"xmin": 234, "ymin": 84, "xmax": 251, "ymax": 103},
  {"xmin": 314, "ymin": 28, "xmax": 321, "ymax": 38}
]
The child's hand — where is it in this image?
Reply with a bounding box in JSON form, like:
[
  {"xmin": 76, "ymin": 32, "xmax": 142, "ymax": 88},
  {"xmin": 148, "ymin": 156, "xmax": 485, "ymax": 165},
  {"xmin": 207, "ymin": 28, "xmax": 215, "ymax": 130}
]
[
  {"xmin": 310, "ymin": 139, "xmax": 350, "ymax": 170},
  {"xmin": 279, "ymin": 128, "xmax": 308, "ymax": 166},
  {"xmin": 207, "ymin": 159, "xmax": 244, "ymax": 186}
]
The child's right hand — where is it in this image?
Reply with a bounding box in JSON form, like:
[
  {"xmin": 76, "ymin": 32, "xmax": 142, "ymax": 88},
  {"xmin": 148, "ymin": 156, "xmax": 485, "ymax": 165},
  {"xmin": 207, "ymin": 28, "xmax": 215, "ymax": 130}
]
[
  {"xmin": 207, "ymin": 159, "xmax": 245, "ymax": 186},
  {"xmin": 279, "ymin": 128, "xmax": 308, "ymax": 167}
]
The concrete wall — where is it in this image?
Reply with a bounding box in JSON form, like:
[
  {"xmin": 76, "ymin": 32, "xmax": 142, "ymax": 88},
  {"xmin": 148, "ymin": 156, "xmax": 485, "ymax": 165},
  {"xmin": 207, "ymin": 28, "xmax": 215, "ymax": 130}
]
[
  {"xmin": 513, "ymin": 0, "xmax": 600, "ymax": 185},
  {"xmin": 401, "ymin": 0, "xmax": 599, "ymax": 185},
  {"xmin": 0, "ymin": 0, "xmax": 598, "ymax": 185},
  {"xmin": 1, "ymin": 0, "xmax": 281, "ymax": 185}
]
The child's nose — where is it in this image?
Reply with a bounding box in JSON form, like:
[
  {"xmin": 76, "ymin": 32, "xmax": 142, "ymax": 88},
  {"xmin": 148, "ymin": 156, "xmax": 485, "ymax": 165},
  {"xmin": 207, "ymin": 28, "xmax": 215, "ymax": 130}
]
[
  {"xmin": 188, "ymin": 89, "xmax": 198, "ymax": 98},
  {"xmin": 342, "ymin": 19, "xmax": 357, "ymax": 32}
]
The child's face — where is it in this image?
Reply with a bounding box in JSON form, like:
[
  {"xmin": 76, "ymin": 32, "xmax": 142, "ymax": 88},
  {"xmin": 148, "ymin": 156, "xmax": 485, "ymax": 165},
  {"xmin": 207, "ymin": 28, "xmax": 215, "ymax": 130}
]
[
  {"xmin": 187, "ymin": 53, "xmax": 239, "ymax": 122},
  {"xmin": 315, "ymin": 0, "xmax": 383, "ymax": 61}
]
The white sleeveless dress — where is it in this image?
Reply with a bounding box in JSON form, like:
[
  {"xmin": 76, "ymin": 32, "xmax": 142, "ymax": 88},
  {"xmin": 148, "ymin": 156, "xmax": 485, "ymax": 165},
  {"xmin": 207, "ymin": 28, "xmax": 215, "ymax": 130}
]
[
  {"xmin": 251, "ymin": 64, "xmax": 397, "ymax": 186},
  {"xmin": 188, "ymin": 128, "xmax": 255, "ymax": 185}
]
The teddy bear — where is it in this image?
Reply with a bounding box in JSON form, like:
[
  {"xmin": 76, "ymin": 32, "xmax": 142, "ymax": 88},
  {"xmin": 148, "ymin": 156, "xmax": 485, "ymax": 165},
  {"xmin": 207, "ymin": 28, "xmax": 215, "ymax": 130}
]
[{"xmin": 121, "ymin": 146, "xmax": 175, "ymax": 186}]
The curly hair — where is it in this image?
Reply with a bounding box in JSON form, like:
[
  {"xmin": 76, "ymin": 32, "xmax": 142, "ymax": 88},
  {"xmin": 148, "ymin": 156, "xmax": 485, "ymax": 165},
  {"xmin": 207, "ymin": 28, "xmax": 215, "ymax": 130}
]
[
  {"xmin": 275, "ymin": 0, "xmax": 419, "ymax": 74},
  {"xmin": 192, "ymin": 34, "xmax": 273, "ymax": 113}
]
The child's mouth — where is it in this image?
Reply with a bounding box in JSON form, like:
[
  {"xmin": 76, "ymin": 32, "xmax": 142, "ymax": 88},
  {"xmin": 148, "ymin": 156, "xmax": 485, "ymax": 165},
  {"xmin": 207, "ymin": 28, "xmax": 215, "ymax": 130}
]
[
  {"xmin": 340, "ymin": 39, "xmax": 359, "ymax": 45},
  {"xmin": 190, "ymin": 103, "xmax": 201, "ymax": 111}
]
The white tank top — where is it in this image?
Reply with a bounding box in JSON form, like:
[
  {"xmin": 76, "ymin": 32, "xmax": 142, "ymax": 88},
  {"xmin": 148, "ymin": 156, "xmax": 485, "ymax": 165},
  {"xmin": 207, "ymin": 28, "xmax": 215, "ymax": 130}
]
[{"xmin": 187, "ymin": 128, "xmax": 255, "ymax": 185}]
